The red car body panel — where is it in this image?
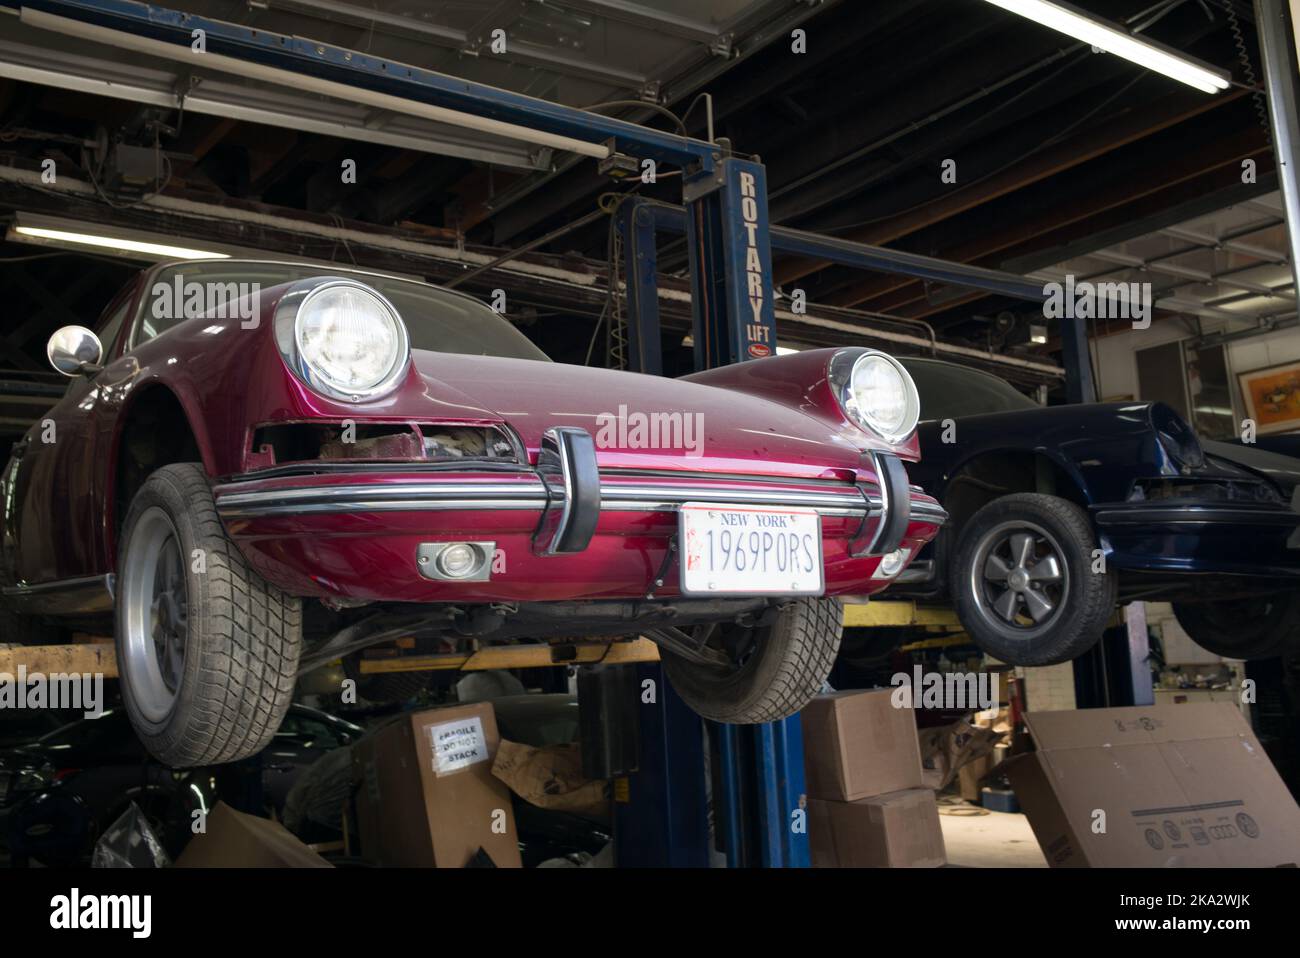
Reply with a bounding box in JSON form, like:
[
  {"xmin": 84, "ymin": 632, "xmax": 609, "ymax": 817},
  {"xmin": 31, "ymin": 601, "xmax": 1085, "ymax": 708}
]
[
  {"xmin": 1, "ymin": 264, "xmax": 944, "ymax": 607},
  {"xmin": 682, "ymin": 348, "xmax": 923, "ymax": 463}
]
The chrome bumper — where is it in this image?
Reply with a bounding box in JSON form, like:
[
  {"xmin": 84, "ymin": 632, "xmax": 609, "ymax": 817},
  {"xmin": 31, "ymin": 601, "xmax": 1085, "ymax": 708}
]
[
  {"xmin": 214, "ymin": 476, "xmax": 946, "ymax": 521},
  {"xmin": 213, "ymin": 434, "xmax": 947, "ymax": 558}
]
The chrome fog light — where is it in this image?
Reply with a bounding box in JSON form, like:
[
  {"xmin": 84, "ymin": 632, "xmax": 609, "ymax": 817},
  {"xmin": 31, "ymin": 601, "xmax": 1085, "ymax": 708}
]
[
  {"xmin": 438, "ymin": 543, "xmax": 478, "ymax": 577},
  {"xmin": 873, "ymin": 547, "xmax": 912, "ymax": 579},
  {"xmin": 417, "ymin": 541, "xmax": 494, "ymax": 581}
]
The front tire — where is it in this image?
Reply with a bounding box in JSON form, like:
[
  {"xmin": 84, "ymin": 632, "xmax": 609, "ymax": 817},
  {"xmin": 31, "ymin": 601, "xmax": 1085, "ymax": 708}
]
[
  {"xmin": 951, "ymin": 493, "xmax": 1115, "ymax": 666},
  {"xmin": 116, "ymin": 463, "xmax": 302, "ymax": 767},
  {"xmin": 662, "ymin": 597, "xmax": 841, "ymax": 724},
  {"xmin": 1172, "ymin": 593, "xmax": 1300, "ymax": 660}
]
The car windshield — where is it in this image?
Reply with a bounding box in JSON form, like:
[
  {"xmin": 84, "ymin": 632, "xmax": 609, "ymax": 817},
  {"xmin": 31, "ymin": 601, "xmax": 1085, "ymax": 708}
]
[
  {"xmin": 140, "ymin": 261, "xmax": 550, "ymax": 362},
  {"xmin": 901, "ymin": 358, "xmax": 1038, "ymax": 420}
]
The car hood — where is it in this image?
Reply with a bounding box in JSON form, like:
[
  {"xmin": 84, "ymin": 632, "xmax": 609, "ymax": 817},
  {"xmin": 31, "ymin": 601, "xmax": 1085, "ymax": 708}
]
[
  {"xmin": 410, "ymin": 351, "xmax": 868, "ymax": 479},
  {"xmin": 916, "ymin": 401, "xmax": 1163, "ymax": 465},
  {"xmin": 912, "ymin": 401, "xmax": 1279, "ymax": 504}
]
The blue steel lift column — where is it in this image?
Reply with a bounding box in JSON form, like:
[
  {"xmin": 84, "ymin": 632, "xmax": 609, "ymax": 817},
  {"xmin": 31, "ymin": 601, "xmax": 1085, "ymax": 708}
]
[
  {"xmin": 615, "ymin": 165, "xmax": 808, "ymax": 867},
  {"xmin": 615, "ymin": 156, "xmax": 810, "ymax": 866},
  {"xmin": 682, "ymin": 158, "xmax": 780, "ymax": 366},
  {"xmin": 678, "ymin": 155, "xmax": 811, "ymax": 869}
]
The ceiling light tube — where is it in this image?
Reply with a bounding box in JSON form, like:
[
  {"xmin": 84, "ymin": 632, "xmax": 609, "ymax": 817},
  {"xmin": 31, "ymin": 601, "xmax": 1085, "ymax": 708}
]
[
  {"xmin": 981, "ymin": 0, "xmax": 1232, "ymax": 94},
  {"xmin": 9, "ymin": 224, "xmax": 229, "ymax": 260}
]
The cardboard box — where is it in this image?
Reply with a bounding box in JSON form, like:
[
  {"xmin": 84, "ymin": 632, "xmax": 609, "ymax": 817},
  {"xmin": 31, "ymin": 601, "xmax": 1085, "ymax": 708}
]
[
  {"xmin": 491, "ymin": 740, "xmax": 611, "ymax": 822},
  {"xmin": 919, "ymin": 718, "xmax": 1004, "ymax": 791},
  {"xmin": 808, "ymin": 789, "xmax": 946, "ymax": 867},
  {"xmin": 175, "ymin": 802, "xmax": 333, "ymax": 868},
  {"xmin": 958, "ymin": 751, "xmax": 998, "ymax": 802},
  {"xmin": 352, "ymin": 703, "xmax": 522, "ymax": 867},
  {"xmin": 802, "ymin": 690, "xmax": 923, "ymax": 801},
  {"xmin": 1007, "ymin": 703, "xmax": 1300, "ymax": 867}
]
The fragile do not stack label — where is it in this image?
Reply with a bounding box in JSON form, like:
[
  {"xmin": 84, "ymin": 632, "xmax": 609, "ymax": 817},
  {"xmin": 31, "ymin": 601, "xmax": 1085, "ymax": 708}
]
[{"xmin": 427, "ymin": 716, "xmax": 489, "ymax": 776}]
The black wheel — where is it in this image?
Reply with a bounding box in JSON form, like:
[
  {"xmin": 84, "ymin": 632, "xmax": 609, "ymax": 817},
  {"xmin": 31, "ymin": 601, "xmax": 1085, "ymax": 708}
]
[
  {"xmin": 116, "ymin": 463, "xmax": 302, "ymax": 767},
  {"xmin": 661, "ymin": 597, "xmax": 841, "ymax": 724},
  {"xmin": 283, "ymin": 747, "xmax": 353, "ymax": 841},
  {"xmin": 342, "ymin": 655, "xmax": 447, "ymax": 703},
  {"xmin": 951, "ymin": 493, "xmax": 1115, "ymax": 666},
  {"xmin": 1172, "ymin": 593, "xmax": 1300, "ymax": 660}
]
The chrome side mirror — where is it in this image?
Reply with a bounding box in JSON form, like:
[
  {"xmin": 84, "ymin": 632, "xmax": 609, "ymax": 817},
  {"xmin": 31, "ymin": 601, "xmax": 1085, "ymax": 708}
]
[{"xmin": 47, "ymin": 326, "xmax": 103, "ymax": 377}]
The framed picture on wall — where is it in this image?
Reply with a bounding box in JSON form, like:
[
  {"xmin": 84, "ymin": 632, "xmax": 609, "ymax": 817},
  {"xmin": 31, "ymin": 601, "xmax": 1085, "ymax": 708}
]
[{"xmin": 1238, "ymin": 360, "xmax": 1300, "ymax": 434}]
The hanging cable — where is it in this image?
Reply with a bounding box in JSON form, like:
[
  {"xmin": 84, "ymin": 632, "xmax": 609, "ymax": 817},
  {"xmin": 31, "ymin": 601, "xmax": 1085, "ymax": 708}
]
[
  {"xmin": 1219, "ymin": 0, "xmax": 1272, "ymax": 145},
  {"xmin": 581, "ymin": 100, "xmax": 688, "ymax": 137}
]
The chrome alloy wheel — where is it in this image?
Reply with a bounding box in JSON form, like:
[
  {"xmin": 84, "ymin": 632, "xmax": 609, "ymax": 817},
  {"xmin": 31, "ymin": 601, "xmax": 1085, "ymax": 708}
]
[
  {"xmin": 967, "ymin": 519, "xmax": 1068, "ymax": 636},
  {"xmin": 121, "ymin": 506, "xmax": 189, "ymax": 723}
]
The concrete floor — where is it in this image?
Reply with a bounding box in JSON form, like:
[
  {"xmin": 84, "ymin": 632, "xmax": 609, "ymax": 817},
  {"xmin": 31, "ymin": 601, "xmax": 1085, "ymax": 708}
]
[{"xmin": 940, "ymin": 807, "xmax": 1047, "ymax": 867}]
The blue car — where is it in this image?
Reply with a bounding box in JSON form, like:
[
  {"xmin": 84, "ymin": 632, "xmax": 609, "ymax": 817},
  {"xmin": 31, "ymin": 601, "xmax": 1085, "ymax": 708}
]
[{"xmin": 889, "ymin": 358, "xmax": 1300, "ymax": 665}]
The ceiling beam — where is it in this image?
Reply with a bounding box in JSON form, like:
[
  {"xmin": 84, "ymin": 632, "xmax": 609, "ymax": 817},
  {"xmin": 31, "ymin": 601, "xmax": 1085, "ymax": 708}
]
[
  {"xmin": 260, "ymin": 0, "xmax": 648, "ymax": 88},
  {"xmin": 867, "ymin": 140, "xmax": 1273, "ymax": 320},
  {"xmin": 776, "ymin": 89, "xmax": 1247, "ymax": 288}
]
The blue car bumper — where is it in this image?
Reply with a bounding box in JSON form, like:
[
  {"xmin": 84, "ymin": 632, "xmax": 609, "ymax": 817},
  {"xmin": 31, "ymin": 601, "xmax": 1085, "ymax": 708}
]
[{"xmin": 1093, "ymin": 500, "xmax": 1300, "ymax": 578}]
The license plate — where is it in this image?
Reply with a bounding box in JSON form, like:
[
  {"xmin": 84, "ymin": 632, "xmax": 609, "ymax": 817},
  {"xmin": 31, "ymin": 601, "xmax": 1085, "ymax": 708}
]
[{"xmin": 679, "ymin": 503, "xmax": 824, "ymax": 596}]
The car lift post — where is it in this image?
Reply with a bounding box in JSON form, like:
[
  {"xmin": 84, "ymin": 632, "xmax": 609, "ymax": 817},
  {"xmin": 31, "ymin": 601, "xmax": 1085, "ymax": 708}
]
[
  {"xmin": 617, "ymin": 199, "xmax": 664, "ymax": 377},
  {"xmin": 618, "ymin": 156, "xmax": 809, "ymax": 867},
  {"xmin": 674, "ymin": 154, "xmax": 812, "ymax": 868}
]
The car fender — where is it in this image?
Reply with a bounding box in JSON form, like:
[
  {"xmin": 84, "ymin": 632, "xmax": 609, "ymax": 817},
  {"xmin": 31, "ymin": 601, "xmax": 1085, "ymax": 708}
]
[
  {"xmin": 682, "ymin": 347, "xmax": 922, "ymax": 461},
  {"xmin": 940, "ymin": 440, "xmax": 1096, "ymax": 505}
]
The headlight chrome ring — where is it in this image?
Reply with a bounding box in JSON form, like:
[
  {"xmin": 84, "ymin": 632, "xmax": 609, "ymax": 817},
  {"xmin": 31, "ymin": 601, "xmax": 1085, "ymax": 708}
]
[
  {"xmin": 273, "ymin": 277, "xmax": 410, "ymax": 404},
  {"xmin": 829, "ymin": 348, "xmax": 921, "ymax": 444}
]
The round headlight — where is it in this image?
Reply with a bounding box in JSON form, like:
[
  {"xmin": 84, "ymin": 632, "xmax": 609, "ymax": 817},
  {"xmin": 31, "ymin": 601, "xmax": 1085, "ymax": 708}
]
[
  {"xmin": 289, "ymin": 281, "xmax": 409, "ymax": 402},
  {"xmin": 832, "ymin": 350, "xmax": 920, "ymax": 443}
]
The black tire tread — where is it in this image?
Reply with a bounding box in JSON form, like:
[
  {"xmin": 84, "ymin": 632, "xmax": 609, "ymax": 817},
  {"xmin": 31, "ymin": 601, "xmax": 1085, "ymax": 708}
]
[
  {"xmin": 663, "ymin": 597, "xmax": 842, "ymax": 724},
  {"xmin": 1171, "ymin": 595, "xmax": 1300, "ymax": 660},
  {"xmin": 117, "ymin": 463, "xmax": 301, "ymax": 767}
]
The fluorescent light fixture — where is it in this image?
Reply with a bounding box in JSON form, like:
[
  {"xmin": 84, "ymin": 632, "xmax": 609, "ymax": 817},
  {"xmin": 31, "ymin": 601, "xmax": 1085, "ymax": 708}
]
[
  {"xmin": 981, "ymin": 0, "xmax": 1231, "ymax": 94},
  {"xmin": 11, "ymin": 225, "xmax": 228, "ymax": 260},
  {"xmin": 7, "ymin": 213, "xmax": 233, "ymax": 261},
  {"xmin": 1029, "ymin": 323, "xmax": 1048, "ymax": 344},
  {"xmin": 776, "ymin": 345, "xmax": 803, "ymax": 355}
]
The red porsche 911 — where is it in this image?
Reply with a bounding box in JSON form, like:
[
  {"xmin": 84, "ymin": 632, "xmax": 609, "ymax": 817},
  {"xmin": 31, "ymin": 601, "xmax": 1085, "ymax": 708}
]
[{"xmin": 0, "ymin": 260, "xmax": 944, "ymax": 766}]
